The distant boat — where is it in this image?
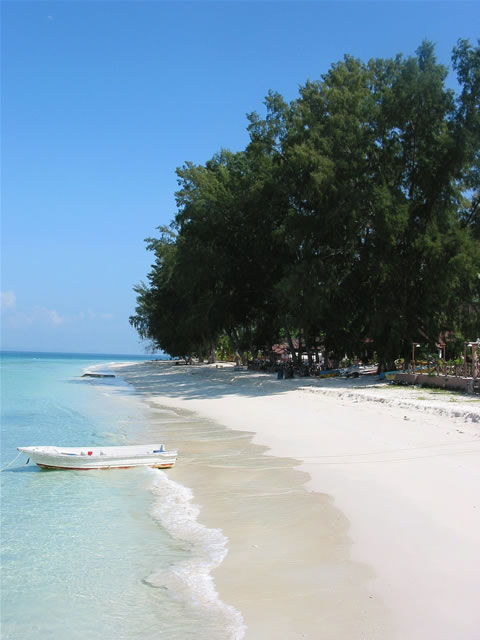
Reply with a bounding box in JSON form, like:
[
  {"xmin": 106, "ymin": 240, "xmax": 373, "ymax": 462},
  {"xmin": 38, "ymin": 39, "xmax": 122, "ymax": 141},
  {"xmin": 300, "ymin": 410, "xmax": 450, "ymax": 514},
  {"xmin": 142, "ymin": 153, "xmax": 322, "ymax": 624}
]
[
  {"xmin": 342, "ymin": 364, "xmax": 378, "ymax": 378},
  {"xmin": 317, "ymin": 368, "xmax": 341, "ymax": 378},
  {"xmin": 81, "ymin": 373, "xmax": 115, "ymax": 378},
  {"xmin": 17, "ymin": 444, "xmax": 177, "ymax": 470}
]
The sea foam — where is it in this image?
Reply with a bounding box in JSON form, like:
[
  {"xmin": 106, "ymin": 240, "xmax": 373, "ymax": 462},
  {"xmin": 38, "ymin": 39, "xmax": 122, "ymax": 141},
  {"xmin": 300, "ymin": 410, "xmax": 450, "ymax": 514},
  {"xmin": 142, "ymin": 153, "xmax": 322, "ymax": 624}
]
[{"xmin": 146, "ymin": 469, "xmax": 246, "ymax": 640}]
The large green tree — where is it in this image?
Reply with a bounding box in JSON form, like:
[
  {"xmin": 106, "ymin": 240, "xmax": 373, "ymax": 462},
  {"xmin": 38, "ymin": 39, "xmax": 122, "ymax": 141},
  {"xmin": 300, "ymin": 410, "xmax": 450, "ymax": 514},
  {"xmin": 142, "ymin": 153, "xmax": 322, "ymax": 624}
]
[
  {"xmin": 360, "ymin": 41, "xmax": 480, "ymax": 366},
  {"xmin": 132, "ymin": 40, "xmax": 480, "ymax": 367}
]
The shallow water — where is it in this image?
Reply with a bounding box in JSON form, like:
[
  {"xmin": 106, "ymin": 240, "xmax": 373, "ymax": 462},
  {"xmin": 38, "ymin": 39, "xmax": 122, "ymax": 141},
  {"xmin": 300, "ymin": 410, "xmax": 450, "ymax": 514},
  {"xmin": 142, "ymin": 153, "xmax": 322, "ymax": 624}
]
[{"xmin": 0, "ymin": 352, "xmax": 244, "ymax": 640}]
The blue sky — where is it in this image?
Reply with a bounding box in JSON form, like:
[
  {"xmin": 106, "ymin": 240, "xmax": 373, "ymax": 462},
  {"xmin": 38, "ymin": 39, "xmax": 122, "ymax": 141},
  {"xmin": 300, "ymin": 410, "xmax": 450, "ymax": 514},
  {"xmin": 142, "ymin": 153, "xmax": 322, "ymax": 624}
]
[{"xmin": 2, "ymin": 1, "xmax": 479, "ymax": 354}]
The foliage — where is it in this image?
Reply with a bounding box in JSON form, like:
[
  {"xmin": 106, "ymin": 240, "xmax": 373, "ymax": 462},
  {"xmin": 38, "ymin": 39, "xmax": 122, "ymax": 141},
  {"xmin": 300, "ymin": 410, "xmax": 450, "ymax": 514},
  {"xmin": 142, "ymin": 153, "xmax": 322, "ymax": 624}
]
[{"xmin": 131, "ymin": 40, "xmax": 480, "ymax": 365}]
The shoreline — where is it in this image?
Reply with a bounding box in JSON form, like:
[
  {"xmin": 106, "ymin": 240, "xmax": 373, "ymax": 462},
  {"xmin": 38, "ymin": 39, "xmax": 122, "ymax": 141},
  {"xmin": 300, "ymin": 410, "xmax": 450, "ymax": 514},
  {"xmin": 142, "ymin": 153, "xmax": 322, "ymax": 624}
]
[{"xmin": 115, "ymin": 361, "xmax": 480, "ymax": 639}]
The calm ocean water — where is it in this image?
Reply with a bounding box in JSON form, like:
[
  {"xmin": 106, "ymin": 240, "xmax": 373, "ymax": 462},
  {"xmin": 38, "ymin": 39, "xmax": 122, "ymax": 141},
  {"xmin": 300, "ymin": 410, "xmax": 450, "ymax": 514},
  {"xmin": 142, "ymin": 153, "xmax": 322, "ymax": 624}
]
[{"xmin": 0, "ymin": 352, "xmax": 243, "ymax": 640}]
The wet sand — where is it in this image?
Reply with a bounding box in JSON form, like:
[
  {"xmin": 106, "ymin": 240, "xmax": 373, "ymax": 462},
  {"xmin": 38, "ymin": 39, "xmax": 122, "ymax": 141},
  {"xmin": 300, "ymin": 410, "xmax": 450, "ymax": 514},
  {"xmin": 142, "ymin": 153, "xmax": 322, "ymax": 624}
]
[{"xmin": 115, "ymin": 361, "xmax": 480, "ymax": 639}]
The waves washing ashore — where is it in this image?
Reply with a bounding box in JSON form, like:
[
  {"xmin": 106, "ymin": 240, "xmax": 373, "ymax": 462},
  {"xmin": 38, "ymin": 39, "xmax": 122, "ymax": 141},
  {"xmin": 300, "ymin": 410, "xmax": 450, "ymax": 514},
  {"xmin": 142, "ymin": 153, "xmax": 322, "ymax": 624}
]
[{"xmin": 146, "ymin": 470, "xmax": 245, "ymax": 639}]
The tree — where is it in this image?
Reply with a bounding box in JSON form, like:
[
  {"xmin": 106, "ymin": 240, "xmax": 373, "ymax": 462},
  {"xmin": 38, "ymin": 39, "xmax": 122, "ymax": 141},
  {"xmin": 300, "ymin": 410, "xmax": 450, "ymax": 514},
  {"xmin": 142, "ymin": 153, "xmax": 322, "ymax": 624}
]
[
  {"xmin": 129, "ymin": 227, "xmax": 217, "ymax": 359},
  {"xmin": 360, "ymin": 41, "xmax": 480, "ymax": 367},
  {"xmin": 131, "ymin": 40, "xmax": 480, "ymax": 368}
]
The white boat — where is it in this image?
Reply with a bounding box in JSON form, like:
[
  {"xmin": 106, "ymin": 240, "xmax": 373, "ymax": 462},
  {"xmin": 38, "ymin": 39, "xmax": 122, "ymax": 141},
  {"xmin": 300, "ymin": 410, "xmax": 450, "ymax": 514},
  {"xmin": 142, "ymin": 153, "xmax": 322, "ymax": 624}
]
[{"xmin": 17, "ymin": 444, "xmax": 177, "ymax": 471}]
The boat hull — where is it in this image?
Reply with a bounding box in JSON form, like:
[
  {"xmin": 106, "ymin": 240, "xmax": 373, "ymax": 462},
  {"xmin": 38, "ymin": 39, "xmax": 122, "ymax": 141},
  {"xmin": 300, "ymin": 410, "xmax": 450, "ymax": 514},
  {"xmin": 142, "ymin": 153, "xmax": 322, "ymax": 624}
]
[
  {"xmin": 35, "ymin": 462, "xmax": 175, "ymax": 470},
  {"xmin": 17, "ymin": 445, "xmax": 177, "ymax": 471}
]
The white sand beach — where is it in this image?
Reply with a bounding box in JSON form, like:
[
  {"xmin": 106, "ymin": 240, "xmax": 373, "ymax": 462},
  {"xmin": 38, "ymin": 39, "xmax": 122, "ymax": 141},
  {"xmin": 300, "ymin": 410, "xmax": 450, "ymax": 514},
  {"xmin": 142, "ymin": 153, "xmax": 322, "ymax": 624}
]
[{"xmin": 116, "ymin": 361, "xmax": 480, "ymax": 640}]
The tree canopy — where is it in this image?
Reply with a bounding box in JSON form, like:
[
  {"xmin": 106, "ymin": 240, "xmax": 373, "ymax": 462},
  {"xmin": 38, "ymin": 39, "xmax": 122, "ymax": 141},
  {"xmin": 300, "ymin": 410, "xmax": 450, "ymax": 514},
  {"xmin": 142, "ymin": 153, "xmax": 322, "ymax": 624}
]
[{"xmin": 130, "ymin": 40, "xmax": 480, "ymax": 367}]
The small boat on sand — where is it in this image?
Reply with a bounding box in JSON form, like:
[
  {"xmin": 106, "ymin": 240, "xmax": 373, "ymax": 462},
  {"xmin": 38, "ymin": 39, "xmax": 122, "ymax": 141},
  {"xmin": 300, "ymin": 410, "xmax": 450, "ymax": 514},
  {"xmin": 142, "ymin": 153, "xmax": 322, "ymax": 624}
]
[{"xmin": 17, "ymin": 444, "xmax": 177, "ymax": 470}]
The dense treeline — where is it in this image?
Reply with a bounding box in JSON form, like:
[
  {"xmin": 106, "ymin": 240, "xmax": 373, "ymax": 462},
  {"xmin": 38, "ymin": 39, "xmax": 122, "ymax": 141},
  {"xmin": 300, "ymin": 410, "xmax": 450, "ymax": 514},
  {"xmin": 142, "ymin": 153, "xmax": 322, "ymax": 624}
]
[{"xmin": 130, "ymin": 41, "xmax": 480, "ymax": 369}]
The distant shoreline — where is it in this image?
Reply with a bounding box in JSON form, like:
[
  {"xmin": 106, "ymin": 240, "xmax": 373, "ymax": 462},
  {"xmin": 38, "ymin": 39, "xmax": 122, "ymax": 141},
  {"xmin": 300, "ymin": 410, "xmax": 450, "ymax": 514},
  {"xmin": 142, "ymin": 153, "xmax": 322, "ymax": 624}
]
[{"xmin": 0, "ymin": 349, "xmax": 165, "ymax": 359}]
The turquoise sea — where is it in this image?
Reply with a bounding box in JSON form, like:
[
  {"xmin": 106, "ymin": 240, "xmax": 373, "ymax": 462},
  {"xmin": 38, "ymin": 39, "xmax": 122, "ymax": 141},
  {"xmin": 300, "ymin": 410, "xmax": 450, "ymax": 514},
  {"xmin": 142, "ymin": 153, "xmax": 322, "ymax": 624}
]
[{"xmin": 0, "ymin": 352, "xmax": 243, "ymax": 640}]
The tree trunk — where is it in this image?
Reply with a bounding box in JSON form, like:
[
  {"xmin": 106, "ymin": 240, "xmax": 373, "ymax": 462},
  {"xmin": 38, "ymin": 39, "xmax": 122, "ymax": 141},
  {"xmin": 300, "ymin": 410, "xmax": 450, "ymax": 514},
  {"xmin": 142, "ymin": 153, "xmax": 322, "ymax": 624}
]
[
  {"xmin": 305, "ymin": 342, "xmax": 313, "ymax": 367},
  {"xmin": 283, "ymin": 318, "xmax": 299, "ymax": 365},
  {"xmin": 207, "ymin": 344, "xmax": 216, "ymax": 364},
  {"xmin": 226, "ymin": 329, "xmax": 239, "ymax": 363}
]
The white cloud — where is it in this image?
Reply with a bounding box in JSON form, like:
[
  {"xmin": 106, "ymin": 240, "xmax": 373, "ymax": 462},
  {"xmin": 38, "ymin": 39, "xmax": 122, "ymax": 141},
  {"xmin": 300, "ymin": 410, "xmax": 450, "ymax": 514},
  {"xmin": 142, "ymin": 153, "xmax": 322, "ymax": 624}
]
[
  {"xmin": 3, "ymin": 299, "xmax": 113, "ymax": 331},
  {"xmin": 79, "ymin": 310, "xmax": 114, "ymax": 321},
  {"xmin": 7, "ymin": 306, "xmax": 66, "ymax": 328},
  {"xmin": 0, "ymin": 290, "xmax": 16, "ymax": 311},
  {"xmin": 41, "ymin": 307, "xmax": 65, "ymax": 326}
]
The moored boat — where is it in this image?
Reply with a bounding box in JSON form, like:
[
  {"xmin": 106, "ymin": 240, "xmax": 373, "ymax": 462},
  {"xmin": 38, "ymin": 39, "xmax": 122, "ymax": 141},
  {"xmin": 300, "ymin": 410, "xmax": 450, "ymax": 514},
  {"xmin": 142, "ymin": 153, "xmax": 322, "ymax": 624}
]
[
  {"xmin": 17, "ymin": 444, "xmax": 177, "ymax": 470},
  {"xmin": 81, "ymin": 373, "xmax": 116, "ymax": 378}
]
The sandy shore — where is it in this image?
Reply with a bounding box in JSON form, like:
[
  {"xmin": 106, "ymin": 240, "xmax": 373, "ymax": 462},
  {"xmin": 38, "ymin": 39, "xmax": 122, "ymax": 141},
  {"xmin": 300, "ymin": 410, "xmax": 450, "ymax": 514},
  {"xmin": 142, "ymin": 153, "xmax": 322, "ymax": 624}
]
[{"xmin": 115, "ymin": 361, "xmax": 480, "ymax": 639}]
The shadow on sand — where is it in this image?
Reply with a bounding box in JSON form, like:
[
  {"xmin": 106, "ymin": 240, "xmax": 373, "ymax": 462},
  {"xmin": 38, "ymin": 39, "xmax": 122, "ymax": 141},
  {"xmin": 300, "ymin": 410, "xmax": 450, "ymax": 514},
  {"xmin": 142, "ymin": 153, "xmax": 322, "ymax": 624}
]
[{"xmin": 111, "ymin": 361, "xmax": 387, "ymax": 403}]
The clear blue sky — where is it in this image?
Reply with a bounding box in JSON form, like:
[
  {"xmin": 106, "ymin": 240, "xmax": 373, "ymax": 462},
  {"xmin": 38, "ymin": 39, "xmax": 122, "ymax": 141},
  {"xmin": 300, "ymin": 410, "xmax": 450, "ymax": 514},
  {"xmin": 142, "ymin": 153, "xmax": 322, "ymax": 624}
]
[{"xmin": 1, "ymin": 1, "xmax": 479, "ymax": 354}]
